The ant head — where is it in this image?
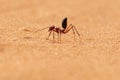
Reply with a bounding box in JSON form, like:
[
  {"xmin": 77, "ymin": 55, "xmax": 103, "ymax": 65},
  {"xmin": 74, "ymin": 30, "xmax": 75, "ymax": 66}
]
[
  {"xmin": 48, "ymin": 26, "xmax": 55, "ymax": 31},
  {"xmin": 62, "ymin": 17, "xmax": 67, "ymax": 29}
]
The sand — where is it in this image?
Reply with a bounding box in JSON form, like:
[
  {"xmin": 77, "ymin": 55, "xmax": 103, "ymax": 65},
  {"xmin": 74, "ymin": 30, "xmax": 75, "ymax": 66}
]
[{"xmin": 0, "ymin": 0, "xmax": 120, "ymax": 80}]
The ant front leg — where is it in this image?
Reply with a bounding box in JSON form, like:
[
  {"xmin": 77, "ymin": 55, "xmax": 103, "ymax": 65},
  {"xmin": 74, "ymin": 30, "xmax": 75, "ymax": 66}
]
[{"xmin": 46, "ymin": 31, "xmax": 52, "ymax": 40}]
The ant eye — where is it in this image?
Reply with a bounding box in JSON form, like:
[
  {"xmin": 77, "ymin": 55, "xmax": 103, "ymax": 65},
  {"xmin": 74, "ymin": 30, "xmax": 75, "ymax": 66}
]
[{"xmin": 62, "ymin": 17, "xmax": 67, "ymax": 29}]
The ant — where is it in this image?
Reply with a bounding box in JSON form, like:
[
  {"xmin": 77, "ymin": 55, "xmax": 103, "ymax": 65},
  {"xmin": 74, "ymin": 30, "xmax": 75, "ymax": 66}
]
[{"xmin": 35, "ymin": 17, "xmax": 82, "ymax": 43}]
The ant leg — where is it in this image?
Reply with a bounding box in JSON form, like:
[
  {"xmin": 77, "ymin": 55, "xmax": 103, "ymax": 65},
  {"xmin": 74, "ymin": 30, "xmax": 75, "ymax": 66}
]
[
  {"xmin": 53, "ymin": 31, "xmax": 55, "ymax": 42},
  {"xmin": 66, "ymin": 24, "xmax": 80, "ymax": 37},
  {"xmin": 73, "ymin": 26, "xmax": 81, "ymax": 38},
  {"xmin": 64, "ymin": 24, "xmax": 82, "ymax": 42},
  {"xmin": 63, "ymin": 24, "xmax": 76, "ymax": 41},
  {"xmin": 72, "ymin": 28, "xmax": 76, "ymax": 40},
  {"xmin": 56, "ymin": 31, "xmax": 61, "ymax": 43},
  {"xmin": 72, "ymin": 25, "xmax": 82, "ymax": 42},
  {"xmin": 57, "ymin": 33, "xmax": 59, "ymax": 43},
  {"xmin": 64, "ymin": 24, "xmax": 72, "ymax": 32},
  {"xmin": 46, "ymin": 31, "xmax": 52, "ymax": 40},
  {"xmin": 59, "ymin": 32, "xmax": 61, "ymax": 43}
]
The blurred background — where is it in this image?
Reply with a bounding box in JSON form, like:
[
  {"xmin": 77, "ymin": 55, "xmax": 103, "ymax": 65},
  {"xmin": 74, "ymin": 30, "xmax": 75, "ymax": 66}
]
[{"xmin": 0, "ymin": 0, "xmax": 120, "ymax": 80}]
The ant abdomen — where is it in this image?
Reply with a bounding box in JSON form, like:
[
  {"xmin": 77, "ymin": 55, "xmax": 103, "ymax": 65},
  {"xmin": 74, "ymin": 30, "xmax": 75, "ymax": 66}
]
[{"xmin": 62, "ymin": 17, "xmax": 67, "ymax": 29}]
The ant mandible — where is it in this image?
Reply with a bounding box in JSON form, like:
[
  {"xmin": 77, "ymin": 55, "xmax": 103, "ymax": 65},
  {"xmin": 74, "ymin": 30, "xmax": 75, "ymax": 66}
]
[{"xmin": 35, "ymin": 17, "xmax": 82, "ymax": 43}]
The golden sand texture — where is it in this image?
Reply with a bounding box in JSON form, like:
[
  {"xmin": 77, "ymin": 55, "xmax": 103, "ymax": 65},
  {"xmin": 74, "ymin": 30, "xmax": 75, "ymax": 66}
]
[{"xmin": 0, "ymin": 0, "xmax": 120, "ymax": 80}]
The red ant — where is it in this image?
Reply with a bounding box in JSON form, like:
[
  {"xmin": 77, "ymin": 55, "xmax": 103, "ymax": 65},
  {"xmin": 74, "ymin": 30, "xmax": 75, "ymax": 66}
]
[{"xmin": 35, "ymin": 17, "xmax": 82, "ymax": 43}]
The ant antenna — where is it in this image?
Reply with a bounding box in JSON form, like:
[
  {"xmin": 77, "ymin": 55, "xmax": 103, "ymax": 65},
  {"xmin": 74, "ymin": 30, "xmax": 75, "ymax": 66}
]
[{"xmin": 35, "ymin": 27, "xmax": 50, "ymax": 33}]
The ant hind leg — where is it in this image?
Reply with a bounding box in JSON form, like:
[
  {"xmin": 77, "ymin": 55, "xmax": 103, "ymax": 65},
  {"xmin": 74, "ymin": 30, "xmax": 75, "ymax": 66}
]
[{"xmin": 72, "ymin": 28, "xmax": 76, "ymax": 40}]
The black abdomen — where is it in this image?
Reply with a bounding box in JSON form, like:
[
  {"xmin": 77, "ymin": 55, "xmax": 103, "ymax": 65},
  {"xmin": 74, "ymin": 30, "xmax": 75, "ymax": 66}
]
[{"xmin": 62, "ymin": 17, "xmax": 67, "ymax": 29}]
